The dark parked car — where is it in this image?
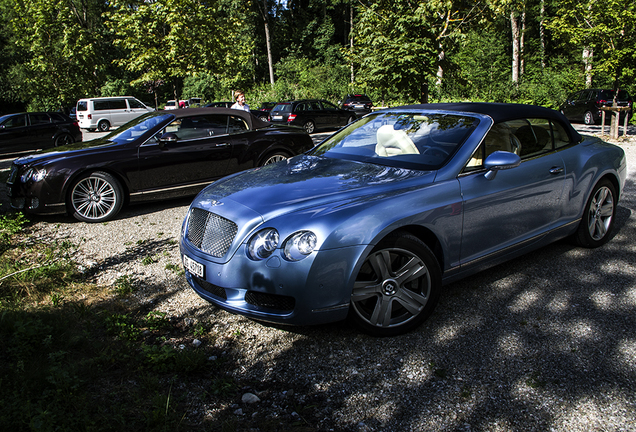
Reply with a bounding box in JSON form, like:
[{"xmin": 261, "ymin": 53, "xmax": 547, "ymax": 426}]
[
  {"xmin": 179, "ymin": 103, "xmax": 626, "ymax": 336},
  {"xmin": 205, "ymin": 101, "xmax": 233, "ymax": 108},
  {"xmin": 0, "ymin": 112, "xmax": 81, "ymax": 157},
  {"xmin": 251, "ymin": 102, "xmax": 277, "ymax": 121},
  {"xmin": 7, "ymin": 108, "xmax": 313, "ymax": 222},
  {"xmin": 341, "ymin": 94, "xmax": 374, "ymax": 116},
  {"xmin": 560, "ymin": 89, "xmax": 632, "ymax": 125},
  {"xmin": 268, "ymin": 99, "xmax": 356, "ymax": 133}
]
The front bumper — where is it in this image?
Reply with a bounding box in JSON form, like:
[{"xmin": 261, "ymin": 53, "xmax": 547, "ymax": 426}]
[
  {"xmin": 179, "ymin": 234, "xmax": 369, "ymax": 326},
  {"xmin": 6, "ymin": 165, "xmax": 67, "ymax": 215}
]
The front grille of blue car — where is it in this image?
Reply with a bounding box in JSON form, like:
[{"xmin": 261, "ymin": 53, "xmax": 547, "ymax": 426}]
[
  {"xmin": 187, "ymin": 208, "xmax": 237, "ymax": 258},
  {"xmin": 245, "ymin": 291, "xmax": 295, "ymax": 312}
]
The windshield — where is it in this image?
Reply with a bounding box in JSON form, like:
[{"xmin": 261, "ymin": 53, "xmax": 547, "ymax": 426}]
[
  {"xmin": 311, "ymin": 111, "xmax": 479, "ymax": 170},
  {"xmin": 106, "ymin": 113, "xmax": 173, "ymax": 144}
]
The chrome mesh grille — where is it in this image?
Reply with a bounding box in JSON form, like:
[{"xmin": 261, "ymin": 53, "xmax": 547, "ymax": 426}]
[{"xmin": 187, "ymin": 208, "xmax": 237, "ymax": 258}]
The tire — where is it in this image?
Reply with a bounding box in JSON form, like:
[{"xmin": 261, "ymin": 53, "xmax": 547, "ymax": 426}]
[
  {"xmin": 260, "ymin": 152, "xmax": 289, "ymax": 166},
  {"xmin": 347, "ymin": 115, "xmax": 356, "ymax": 124},
  {"xmin": 54, "ymin": 133, "xmax": 74, "ymax": 147},
  {"xmin": 584, "ymin": 111, "xmax": 596, "ymax": 125},
  {"xmin": 303, "ymin": 120, "xmax": 315, "ymax": 134},
  {"xmin": 349, "ymin": 232, "xmax": 441, "ymax": 336},
  {"xmin": 573, "ymin": 179, "xmax": 617, "ymax": 248},
  {"xmin": 97, "ymin": 120, "xmax": 110, "ymax": 132},
  {"xmin": 69, "ymin": 171, "xmax": 124, "ymax": 223}
]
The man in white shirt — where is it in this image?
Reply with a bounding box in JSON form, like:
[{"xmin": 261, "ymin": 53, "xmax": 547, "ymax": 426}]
[{"xmin": 231, "ymin": 91, "xmax": 250, "ymax": 112}]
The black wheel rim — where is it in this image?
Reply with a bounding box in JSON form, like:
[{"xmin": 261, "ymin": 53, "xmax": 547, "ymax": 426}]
[
  {"xmin": 587, "ymin": 186, "xmax": 614, "ymax": 241},
  {"xmin": 351, "ymin": 247, "xmax": 431, "ymax": 329}
]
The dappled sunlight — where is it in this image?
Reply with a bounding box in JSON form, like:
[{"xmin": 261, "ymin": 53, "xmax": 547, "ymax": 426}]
[
  {"xmin": 552, "ymin": 392, "xmax": 634, "ymax": 431},
  {"xmin": 546, "ymin": 290, "xmax": 572, "ymax": 312},
  {"xmin": 434, "ymin": 315, "xmax": 485, "ymax": 344},
  {"xmin": 508, "ymin": 288, "xmax": 543, "ymax": 313},
  {"xmin": 497, "ymin": 331, "xmax": 526, "ymax": 357},
  {"xmin": 589, "ymin": 290, "xmax": 616, "ymax": 311},
  {"xmin": 616, "ymin": 339, "xmax": 636, "ymax": 372}
]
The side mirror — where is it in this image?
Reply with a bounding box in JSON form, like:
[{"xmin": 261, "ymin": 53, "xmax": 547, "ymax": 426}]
[
  {"xmin": 483, "ymin": 151, "xmax": 521, "ymax": 180},
  {"xmin": 158, "ymin": 132, "xmax": 178, "ymax": 148}
]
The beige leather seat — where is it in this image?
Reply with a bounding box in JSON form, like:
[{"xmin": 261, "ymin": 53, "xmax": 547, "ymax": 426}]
[{"xmin": 375, "ymin": 124, "xmax": 420, "ymax": 157}]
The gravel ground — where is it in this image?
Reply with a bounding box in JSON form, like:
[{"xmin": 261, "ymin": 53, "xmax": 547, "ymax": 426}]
[{"xmin": 2, "ymin": 128, "xmax": 636, "ymax": 431}]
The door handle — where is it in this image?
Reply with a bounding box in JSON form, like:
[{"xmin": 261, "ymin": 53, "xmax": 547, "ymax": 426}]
[
  {"xmin": 215, "ymin": 142, "xmax": 230, "ymax": 147},
  {"xmin": 549, "ymin": 166, "xmax": 564, "ymax": 174}
]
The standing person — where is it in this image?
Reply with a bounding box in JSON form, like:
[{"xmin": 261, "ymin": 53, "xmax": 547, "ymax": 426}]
[{"xmin": 231, "ymin": 90, "xmax": 250, "ymax": 112}]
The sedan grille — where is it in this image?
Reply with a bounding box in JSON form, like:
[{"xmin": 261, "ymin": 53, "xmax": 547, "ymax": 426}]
[{"xmin": 187, "ymin": 208, "xmax": 237, "ymax": 258}]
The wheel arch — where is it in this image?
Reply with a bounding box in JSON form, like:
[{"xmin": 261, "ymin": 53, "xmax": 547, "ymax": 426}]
[{"xmin": 372, "ymin": 224, "xmax": 445, "ymax": 273}]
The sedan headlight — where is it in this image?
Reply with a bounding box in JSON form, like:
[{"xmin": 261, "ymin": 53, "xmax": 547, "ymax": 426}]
[
  {"xmin": 283, "ymin": 231, "xmax": 317, "ymax": 261},
  {"xmin": 248, "ymin": 228, "xmax": 279, "ymax": 260},
  {"xmin": 20, "ymin": 168, "xmax": 47, "ymax": 183}
]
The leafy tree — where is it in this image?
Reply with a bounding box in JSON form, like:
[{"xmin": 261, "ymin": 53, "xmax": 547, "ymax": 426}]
[
  {"xmin": 4, "ymin": 0, "xmax": 110, "ymax": 110},
  {"xmin": 548, "ymin": 0, "xmax": 636, "ymax": 91},
  {"xmin": 106, "ymin": 0, "xmax": 254, "ymax": 104}
]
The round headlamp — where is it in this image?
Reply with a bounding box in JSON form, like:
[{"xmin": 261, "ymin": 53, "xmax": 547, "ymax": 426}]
[
  {"xmin": 20, "ymin": 168, "xmax": 46, "ymax": 183},
  {"xmin": 248, "ymin": 228, "xmax": 279, "ymax": 260},
  {"xmin": 283, "ymin": 231, "xmax": 317, "ymax": 261}
]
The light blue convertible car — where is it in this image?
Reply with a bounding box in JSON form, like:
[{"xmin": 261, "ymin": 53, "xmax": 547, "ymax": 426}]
[{"xmin": 179, "ymin": 103, "xmax": 627, "ymax": 336}]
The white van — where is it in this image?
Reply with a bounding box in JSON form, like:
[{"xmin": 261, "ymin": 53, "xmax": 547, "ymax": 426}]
[{"xmin": 76, "ymin": 96, "xmax": 154, "ymax": 132}]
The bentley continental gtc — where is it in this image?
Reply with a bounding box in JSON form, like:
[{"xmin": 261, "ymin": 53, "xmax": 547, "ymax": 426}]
[
  {"xmin": 7, "ymin": 108, "xmax": 313, "ymax": 222},
  {"xmin": 179, "ymin": 103, "xmax": 627, "ymax": 336}
]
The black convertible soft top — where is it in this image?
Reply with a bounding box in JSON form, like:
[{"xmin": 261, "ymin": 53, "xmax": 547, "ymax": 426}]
[{"xmin": 399, "ymin": 102, "xmax": 582, "ymax": 143}]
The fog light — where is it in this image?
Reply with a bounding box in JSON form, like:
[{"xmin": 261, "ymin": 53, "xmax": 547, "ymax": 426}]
[
  {"xmin": 28, "ymin": 197, "xmax": 39, "ymax": 210},
  {"xmin": 12, "ymin": 197, "xmax": 25, "ymax": 209}
]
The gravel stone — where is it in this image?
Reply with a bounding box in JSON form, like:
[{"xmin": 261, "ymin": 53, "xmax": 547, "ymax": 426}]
[{"xmin": 1, "ymin": 127, "xmax": 635, "ymax": 430}]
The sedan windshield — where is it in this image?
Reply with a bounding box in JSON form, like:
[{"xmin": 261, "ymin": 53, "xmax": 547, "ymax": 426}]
[
  {"xmin": 311, "ymin": 111, "xmax": 478, "ymax": 170},
  {"xmin": 106, "ymin": 113, "xmax": 173, "ymax": 144}
]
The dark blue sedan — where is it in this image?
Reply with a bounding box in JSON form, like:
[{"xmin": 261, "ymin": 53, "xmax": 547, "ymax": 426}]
[{"xmin": 179, "ymin": 103, "xmax": 627, "ymax": 336}]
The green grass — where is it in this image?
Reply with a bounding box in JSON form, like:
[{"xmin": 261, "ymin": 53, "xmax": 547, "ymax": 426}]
[{"xmin": 0, "ymin": 212, "xmax": 240, "ymax": 431}]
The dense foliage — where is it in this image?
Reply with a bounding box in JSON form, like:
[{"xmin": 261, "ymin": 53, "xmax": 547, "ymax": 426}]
[{"xmin": 0, "ymin": 0, "xmax": 634, "ymax": 112}]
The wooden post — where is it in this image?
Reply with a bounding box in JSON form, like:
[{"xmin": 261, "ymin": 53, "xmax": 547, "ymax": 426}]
[{"xmin": 601, "ymin": 111, "xmax": 606, "ymax": 136}]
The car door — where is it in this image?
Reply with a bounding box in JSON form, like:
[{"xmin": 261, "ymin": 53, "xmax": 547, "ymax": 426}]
[
  {"xmin": 458, "ymin": 120, "xmax": 566, "ymax": 265},
  {"xmin": 137, "ymin": 114, "xmax": 234, "ymax": 193},
  {"xmin": 0, "ymin": 114, "xmax": 30, "ymax": 154},
  {"xmin": 319, "ymin": 100, "xmax": 340, "ymax": 127},
  {"xmin": 107, "ymin": 98, "xmax": 130, "ymax": 127},
  {"xmin": 27, "ymin": 113, "xmax": 57, "ymax": 147}
]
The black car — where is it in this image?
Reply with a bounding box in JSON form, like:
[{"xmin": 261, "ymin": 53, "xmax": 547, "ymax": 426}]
[
  {"xmin": 204, "ymin": 101, "xmax": 233, "ymax": 108},
  {"xmin": 0, "ymin": 112, "xmax": 82, "ymax": 157},
  {"xmin": 560, "ymin": 89, "xmax": 633, "ymax": 125},
  {"xmin": 268, "ymin": 99, "xmax": 356, "ymax": 134},
  {"xmin": 251, "ymin": 102, "xmax": 277, "ymax": 121},
  {"xmin": 341, "ymin": 94, "xmax": 374, "ymax": 116},
  {"xmin": 7, "ymin": 108, "xmax": 313, "ymax": 222}
]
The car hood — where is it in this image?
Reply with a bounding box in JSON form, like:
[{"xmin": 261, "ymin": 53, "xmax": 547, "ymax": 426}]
[
  {"xmin": 13, "ymin": 138, "xmax": 119, "ymax": 165},
  {"xmin": 194, "ymin": 154, "xmax": 436, "ymax": 223}
]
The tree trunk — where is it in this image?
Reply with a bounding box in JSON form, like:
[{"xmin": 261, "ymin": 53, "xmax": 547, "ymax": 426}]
[
  {"xmin": 261, "ymin": 0, "xmax": 275, "ymax": 86},
  {"xmin": 436, "ymin": 46, "xmax": 444, "ymax": 88},
  {"xmin": 520, "ymin": 9, "xmax": 526, "ymax": 77},
  {"xmin": 539, "ymin": 0, "xmax": 546, "ymax": 69},
  {"xmin": 350, "ymin": 3, "xmax": 354, "ymax": 85},
  {"xmin": 583, "ymin": 47, "xmax": 593, "ymax": 88},
  {"xmin": 510, "ymin": 11, "xmax": 520, "ymax": 84}
]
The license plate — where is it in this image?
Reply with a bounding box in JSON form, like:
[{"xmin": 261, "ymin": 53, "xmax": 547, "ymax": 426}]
[
  {"xmin": 183, "ymin": 254, "xmax": 205, "ymax": 278},
  {"xmin": 272, "ymin": 115, "xmax": 283, "ymax": 120}
]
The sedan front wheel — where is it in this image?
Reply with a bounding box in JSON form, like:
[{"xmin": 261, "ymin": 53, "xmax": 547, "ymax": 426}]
[
  {"xmin": 69, "ymin": 171, "xmax": 124, "ymax": 222},
  {"xmin": 350, "ymin": 232, "xmax": 441, "ymax": 336}
]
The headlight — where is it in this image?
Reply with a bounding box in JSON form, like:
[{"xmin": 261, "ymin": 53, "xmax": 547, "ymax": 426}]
[
  {"xmin": 283, "ymin": 231, "xmax": 317, "ymax": 261},
  {"xmin": 20, "ymin": 168, "xmax": 46, "ymax": 183},
  {"xmin": 248, "ymin": 228, "xmax": 279, "ymax": 260}
]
